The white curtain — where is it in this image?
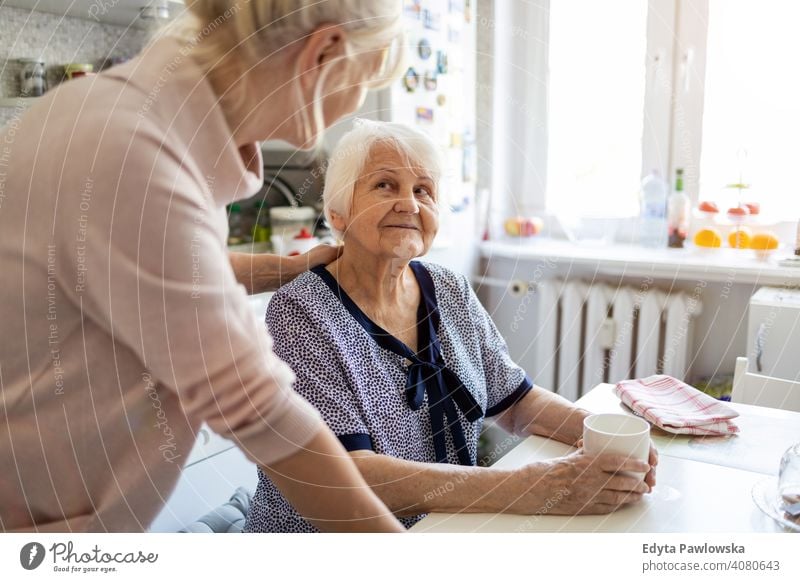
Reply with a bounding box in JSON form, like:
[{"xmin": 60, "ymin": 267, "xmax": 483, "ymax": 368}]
[{"xmin": 491, "ymin": 0, "xmax": 550, "ymax": 216}]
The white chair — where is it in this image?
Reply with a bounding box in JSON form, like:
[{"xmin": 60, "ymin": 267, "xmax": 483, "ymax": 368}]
[{"xmin": 732, "ymin": 357, "xmax": 800, "ymax": 412}]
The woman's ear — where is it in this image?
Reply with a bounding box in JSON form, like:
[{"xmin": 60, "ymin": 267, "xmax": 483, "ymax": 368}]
[
  {"xmin": 296, "ymin": 24, "xmax": 347, "ymax": 91},
  {"xmin": 328, "ymin": 209, "xmax": 347, "ymax": 236}
]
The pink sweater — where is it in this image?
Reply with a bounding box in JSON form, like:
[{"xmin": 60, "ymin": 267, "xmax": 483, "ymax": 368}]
[{"xmin": 0, "ymin": 37, "xmax": 323, "ymax": 531}]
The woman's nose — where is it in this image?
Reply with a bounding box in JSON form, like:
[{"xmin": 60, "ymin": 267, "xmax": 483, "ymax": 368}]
[{"xmin": 393, "ymin": 189, "xmax": 419, "ymax": 213}]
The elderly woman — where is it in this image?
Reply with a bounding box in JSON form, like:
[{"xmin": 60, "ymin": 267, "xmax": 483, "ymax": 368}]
[{"xmin": 244, "ymin": 120, "xmax": 657, "ymax": 532}]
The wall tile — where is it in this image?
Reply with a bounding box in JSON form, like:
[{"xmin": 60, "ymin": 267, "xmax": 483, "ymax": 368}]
[{"xmin": 0, "ymin": 6, "xmax": 150, "ymax": 126}]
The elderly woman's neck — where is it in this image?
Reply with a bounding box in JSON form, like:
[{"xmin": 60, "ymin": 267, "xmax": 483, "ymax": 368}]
[{"xmin": 331, "ymin": 254, "xmax": 416, "ymax": 305}]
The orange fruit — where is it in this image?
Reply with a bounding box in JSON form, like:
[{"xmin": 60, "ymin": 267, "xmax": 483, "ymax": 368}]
[
  {"xmin": 728, "ymin": 227, "xmax": 752, "ymax": 249},
  {"xmin": 750, "ymin": 232, "xmax": 779, "ymax": 251},
  {"xmin": 694, "ymin": 228, "xmax": 722, "ymax": 248}
]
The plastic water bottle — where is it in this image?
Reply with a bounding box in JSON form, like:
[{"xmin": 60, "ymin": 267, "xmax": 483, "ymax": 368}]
[{"xmin": 639, "ymin": 170, "xmax": 668, "ymax": 248}]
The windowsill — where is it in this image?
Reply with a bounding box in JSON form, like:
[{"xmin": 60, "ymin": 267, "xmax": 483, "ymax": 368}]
[{"xmin": 480, "ymin": 238, "xmax": 800, "ymax": 285}]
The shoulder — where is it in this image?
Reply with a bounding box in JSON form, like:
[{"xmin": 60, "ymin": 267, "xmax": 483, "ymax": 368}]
[
  {"xmin": 267, "ymin": 270, "xmax": 336, "ymax": 321},
  {"xmin": 25, "ymin": 73, "xmax": 185, "ymax": 197},
  {"xmin": 416, "ymin": 261, "xmax": 491, "ymax": 336},
  {"xmin": 415, "ymin": 261, "xmax": 471, "ymax": 301},
  {"xmin": 18, "ymin": 73, "xmax": 156, "ymax": 158},
  {"xmin": 266, "ymin": 270, "xmax": 357, "ymax": 354},
  {"xmin": 49, "ymin": 38, "xmax": 206, "ymax": 155}
]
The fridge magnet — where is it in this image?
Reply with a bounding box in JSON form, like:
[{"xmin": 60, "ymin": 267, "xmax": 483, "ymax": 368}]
[
  {"xmin": 404, "ymin": 0, "xmax": 422, "ymax": 20},
  {"xmin": 448, "ymin": 0, "xmax": 465, "ymax": 16},
  {"xmin": 424, "ymin": 71, "xmax": 438, "ymax": 91},
  {"xmin": 418, "ymin": 38, "xmax": 432, "ymax": 60},
  {"xmin": 436, "ymin": 50, "xmax": 449, "ymax": 74},
  {"xmin": 403, "ymin": 67, "xmax": 419, "ymax": 92},
  {"xmin": 416, "ymin": 107, "xmax": 434, "ymax": 124},
  {"xmin": 423, "ymin": 8, "xmax": 441, "ymax": 31}
]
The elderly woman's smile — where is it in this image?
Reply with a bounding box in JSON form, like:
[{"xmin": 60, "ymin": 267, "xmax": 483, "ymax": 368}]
[{"xmin": 381, "ymin": 219, "xmax": 420, "ymax": 230}]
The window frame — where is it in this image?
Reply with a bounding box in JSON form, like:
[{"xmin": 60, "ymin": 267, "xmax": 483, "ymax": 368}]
[
  {"xmin": 669, "ymin": 0, "xmax": 709, "ymax": 208},
  {"xmin": 676, "ymin": 0, "xmax": 797, "ymax": 229},
  {"xmin": 492, "ymin": 0, "xmax": 683, "ymax": 215},
  {"xmin": 493, "ymin": 0, "xmax": 796, "ymax": 233}
]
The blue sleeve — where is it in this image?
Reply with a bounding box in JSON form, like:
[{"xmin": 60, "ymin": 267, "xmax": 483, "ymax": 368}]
[
  {"xmin": 461, "ymin": 275, "xmax": 533, "ymax": 417},
  {"xmin": 265, "ymin": 290, "xmax": 373, "ymax": 451}
]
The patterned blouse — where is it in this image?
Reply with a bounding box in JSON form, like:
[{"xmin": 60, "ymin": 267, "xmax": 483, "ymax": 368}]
[{"xmin": 244, "ymin": 261, "xmax": 532, "ymax": 532}]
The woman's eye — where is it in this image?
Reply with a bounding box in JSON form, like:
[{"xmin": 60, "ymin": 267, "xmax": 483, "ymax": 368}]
[
  {"xmin": 415, "ymin": 187, "xmax": 432, "ymax": 198},
  {"xmin": 376, "ymin": 181, "xmax": 392, "ymax": 190}
]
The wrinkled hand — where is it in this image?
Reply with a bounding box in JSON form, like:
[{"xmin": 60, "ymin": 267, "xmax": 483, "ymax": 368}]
[
  {"xmin": 574, "ymin": 438, "xmax": 658, "ymax": 491},
  {"xmin": 645, "ymin": 441, "xmax": 658, "ymax": 490},
  {"xmin": 513, "ymin": 450, "xmax": 651, "ymax": 516}
]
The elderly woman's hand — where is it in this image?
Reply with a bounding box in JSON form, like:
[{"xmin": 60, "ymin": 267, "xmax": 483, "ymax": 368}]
[
  {"xmin": 575, "ymin": 437, "xmax": 658, "ymax": 492},
  {"xmin": 645, "ymin": 442, "xmax": 658, "ymax": 490},
  {"xmin": 508, "ymin": 451, "xmax": 651, "ymax": 516},
  {"xmin": 275, "ymin": 243, "xmax": 343, "ymax": 287}
]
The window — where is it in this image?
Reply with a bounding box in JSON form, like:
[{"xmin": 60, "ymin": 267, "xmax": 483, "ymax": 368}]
[
  {"xmin": 699, "ymin": 0, "xmax": 800, "ymax": 217},
  {"xmin": 492, "ymin": 0, "xmax": 798, "ymax": 227},
  {"xmin": 547, "ymin": 0, "xmax": 648, "ymax": 217}
]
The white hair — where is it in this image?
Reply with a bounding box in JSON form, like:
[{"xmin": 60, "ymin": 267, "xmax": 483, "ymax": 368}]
[
  {"xmin": 323, "ymin": 119, "xmax": 444, "ymax": 240},
  {"xmin": 169, "ymin": 1, "xmax": 406, "ymax": 146}
]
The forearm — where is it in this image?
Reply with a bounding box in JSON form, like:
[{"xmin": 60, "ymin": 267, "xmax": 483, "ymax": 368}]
[
  {"xmin": 229, "ymin": 252, "xmax": 301, "ymax": 294},
  {"xmin": 504, "ymin": 387, "xmax": 590, "ymax": 445},
  {"xmin": 229, "ymin": 244, "xmax": 342, "ymax": 294},
  {"xmin": 350, "ymin": 451, "xmax": 521, "ymax": 517},
  {"xmin": 261, "ymin": 429, "xmax": 404, "ymax": 532}
]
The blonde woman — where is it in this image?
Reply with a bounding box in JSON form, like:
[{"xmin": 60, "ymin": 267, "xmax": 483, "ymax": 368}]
[{"xmin": 0, "ymin": 1, "xmax": 406, "ymax": 532}]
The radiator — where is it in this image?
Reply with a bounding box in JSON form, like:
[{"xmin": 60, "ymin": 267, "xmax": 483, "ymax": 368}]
[{"xmin": 530, "ymin": 279, "xmax": 703, "ymax": 401}]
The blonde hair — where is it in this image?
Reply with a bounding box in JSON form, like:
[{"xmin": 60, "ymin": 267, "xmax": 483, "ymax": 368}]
[
  {"xmin": 170, "ymin": 1, "xmax": 405, "ymax": 146},
  {"xmin": 323, "ymin": 119, "xmax": 444, "ymax": 240}
]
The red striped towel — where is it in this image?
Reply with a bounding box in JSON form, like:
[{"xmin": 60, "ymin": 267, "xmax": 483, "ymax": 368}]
[{"xmin": 614, "ymin": 375, "xmax": 740, "ymax": 436}]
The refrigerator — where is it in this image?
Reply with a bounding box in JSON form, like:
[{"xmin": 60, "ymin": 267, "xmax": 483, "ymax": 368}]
[{"xmin": 323, "ymin": 0, "xmax": 479, "ymax": 275}]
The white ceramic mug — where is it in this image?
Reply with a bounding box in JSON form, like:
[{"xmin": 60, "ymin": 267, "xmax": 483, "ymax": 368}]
[{"xmin": 583, "ymin": 413, "xmax": 651, "ymax": 480}]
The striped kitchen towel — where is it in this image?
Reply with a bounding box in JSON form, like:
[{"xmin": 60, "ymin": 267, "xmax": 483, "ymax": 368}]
[{"xmin": 614, "ymin": 375, "xmax": 740, "ymax": 436}]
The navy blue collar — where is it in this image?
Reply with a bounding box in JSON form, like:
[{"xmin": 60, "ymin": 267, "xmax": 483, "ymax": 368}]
[
  {"xmin": 311, "ymin": 261, "xmax": 433, "ymax": 360},
  {"xmin": 311, "ymin": 261, "xmax": 482, "ymax": 466}
]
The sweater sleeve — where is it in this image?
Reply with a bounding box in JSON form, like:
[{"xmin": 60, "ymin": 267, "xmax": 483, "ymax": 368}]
[{"xmin": 69, "ymin": 113, "xmax": 323, "ymax": 466}]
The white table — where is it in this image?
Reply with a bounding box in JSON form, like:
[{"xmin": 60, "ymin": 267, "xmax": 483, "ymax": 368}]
[
  {"xmin": 575, "ymin": 384, "xmax": 800, "ymax": 475},
  {"xmin": 411, "ymin": 385, "xmax": 797, "ymax": 533}
]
